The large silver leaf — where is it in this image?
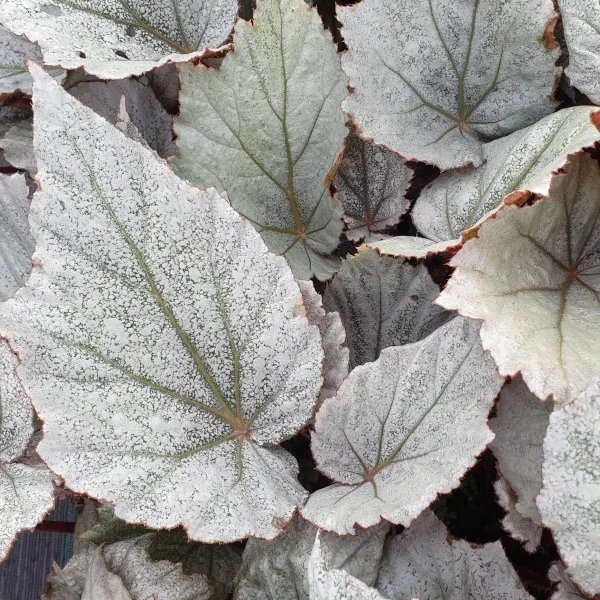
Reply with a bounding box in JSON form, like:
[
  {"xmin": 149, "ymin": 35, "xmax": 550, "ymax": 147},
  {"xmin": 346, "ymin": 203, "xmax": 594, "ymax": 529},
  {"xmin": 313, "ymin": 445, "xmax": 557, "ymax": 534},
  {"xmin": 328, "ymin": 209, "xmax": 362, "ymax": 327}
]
[
  {"xmin": 438, "ymin": 152, "xmax": 600, "ymax": 405},
  {"xmin": 490, "ymin": 376, "xmax": 551, "ymax": 551},
  {"xmin": 0, "ymin": 0, "xmax": 237, "ymax": 79},
  {"xmin": 173, "ymin": 0, "xmax": 347, "ymax": 281},
  {"xmin": 334, "ymin": 133, "xmax": 411, "ymax": 242},
  {"xmin": 337, "ymin": 0, "xmax": 560, "ymax": 170},
  {"xmin": 322, "ymin": 249, "xmax": 450, "ymax": 369},
  {"xmin": 537, "ymin": 386, "xmax": 600, "ymax": 597},
  {"xmin": 376, "ymin": 510, "xmax": 533, "ymax": 600},
  {"xmin": 371, "ymin": 106, "xmax": 600, "ymax": 259},
  {"xmin": 0, "ymin": 172, "xmax": 33, "ymax": 302},
  {"xmin": 0, "ymin": 64, "xmax": 324, "ymax": 542},
  {"xmin": 234, "ymin": 515, "xmax": 388, "ymax": 600},
  {"xmin": 558, "ymin": 0, "xmax": 600, "ymax": 104},
  {"xmin": 0, "ymin": 339, "xmax": 55, "ymax": 561},
  {"xmin": 302, "ymin": 317, "xmax": 503, "ymax": 535}
]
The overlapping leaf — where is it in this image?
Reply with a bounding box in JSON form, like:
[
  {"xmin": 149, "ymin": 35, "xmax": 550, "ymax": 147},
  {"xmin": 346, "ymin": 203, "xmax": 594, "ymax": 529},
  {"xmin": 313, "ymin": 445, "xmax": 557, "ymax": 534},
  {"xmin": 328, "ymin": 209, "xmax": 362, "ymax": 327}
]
[
  {"xmin": 334, "ymin": 133, "xmax": 411, "ymax": 242},
  {"xmin": 337, "ymin": 0, "xmax": 560, "ymax": 170},
  {"xmin": 537, "ymin": 386, "xmax": 600, "ymax": 596},
  {"xmin": 0, "ymin": 64, "xmax": 324, "ymax": 543},
  {"xmin": 0, "ymin": 340, "xmax": 55, "ymax": 561},
  {"xmin": 549, "ymin": 563, "xmax": 586, "ymax": 600},
  {"xmin": 0, "ymin": 120, "xmax": 35, "ymax": 174},
  {"xmin": 173, "ymin": 0, "xmax": 347, "ymax": 281},
  {"xmin": 322, "ymin": 249, "xmax": 450, "ymax": 369},
  {"xmin": 439, "ymin": 152, "xmax": 600, "ymax": 405},
  {"xmin": 302, "ymin": 317, "xmax": 503, "ymax": 535},
  {"xmin": 0, "ymin": 0, "xmax": 238, "ymax": 79},
  {"xmin": 370, "ymin": 107, "xmax": 600, "ymax": 258},
  {"xmin": 376, "ymin": 510, "xmax": 533, "ymax": 600}
]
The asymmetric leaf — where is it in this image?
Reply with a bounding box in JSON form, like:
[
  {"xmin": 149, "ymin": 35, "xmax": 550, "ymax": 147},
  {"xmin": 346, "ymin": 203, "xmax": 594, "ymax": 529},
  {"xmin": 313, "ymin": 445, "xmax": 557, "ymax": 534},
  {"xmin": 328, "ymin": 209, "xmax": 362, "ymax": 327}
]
[
  {"xmin": 0, "ymin": 0, "xmax": 238, "ymax": 79},
  {"xmin": 557, "ymin": 0, "xmax": 600, "ymax": 104},
  {"xmin": 371, "ymin": 107, "xmax": 600, "ymax": 258},
  {"xmin": 173, "ymin": 0, "xmax": 347, "ymax": 280},
  {"xmin": 69, "ymin": 79, "xmax": 176, "ymax": 157},
  {"xmin": 307, "ymin": 534, "xmax": 387, "ymax": 600},
  {"xmin": 334, "ymin": 133, "xmax": 411, "ymax": 242},
  {"xmin": 302, "ymin": 317, "xmax": 504, "ymax": 535},
  {"xmin": 337, "ymin": 0, "xmax": 560, "ymax": 170},
  {"xmin": 537, "ymin": 386, "xmax": 600, "ymax": 596},
  {"xmin": 438, "ymin": 152, "xmax": 600, "ymax": 405},
  {"xmin": 298, "ymin": 281, "xmax": 349, "ymax": 407},
  {"xmin": 376, "ymin": 510, "xmax": 533, "ymax": 600},
  {"xmin": 322, "ymin": 249, "xmax": 450, "ymax": 369},
  {"xmin": 234, "ymin": 515, "xmax": 388, "ymax": 600},
  {"xmin": 0, "ymin": 172, "xmax": 33, "ymax": 301},
  {"xmin": 490, "ymin": 376, "xmax": 550, "ymax": 550},
  {"xmin": 0, "ymin": 340, "xmax": 55, "ymax": 561},
  {"xmin": 0, "ymin": 120, "xmax": 35, "ymax": 174},
  {"xmin": 0, "ymin": 65, "xmax": 324, "ymax": 542}
]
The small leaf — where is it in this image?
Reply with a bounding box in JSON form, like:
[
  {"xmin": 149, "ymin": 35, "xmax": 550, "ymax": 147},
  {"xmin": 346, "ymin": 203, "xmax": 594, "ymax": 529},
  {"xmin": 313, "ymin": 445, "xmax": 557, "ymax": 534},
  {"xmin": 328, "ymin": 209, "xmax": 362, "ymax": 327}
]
[
  {"xmin": 0, "ymin": 0, "xmax": 238, "ymax": 79},
  {"xmin": 298, "ymin": 281, "xmax": 349, "ymax": 407},
  {"xmin": 438, "ymin": 152, "xmax": 600, "ymax": 405},
  {"xmin": 0, "ymin": 340, "xmax": 55, "ymax": 561},
  {"xmin": 371, "ymin": 106, "xmax": 600, "ymax": 258},
  {"xmin": 334, "ymin": 133, "xmax": 411, "ymax": 242},
  {"xmin": 323, "ymin": 248, "xmax": 451, "ymax": 369},
  {"xmin": 0, "ymin": 64, "xmax": 324, "ymax": 542},
  {"xmin": 81, "ymin": 505, "xmax": 151, "ymax": 547},
  {"xmin": 489, "ymin": 376, "xmax": 551, "ymax": 551},
  {"xmin": 235, "ymin": 515, "xmax": 388, "ymax": 600},
  {"xmin": 0, "ymin": 120, "xmax": 35, "ymax": 174},
  {"xmin": 173, "ymin": 0, "xmax": 347, "ymax": 281},
  {"xmin": 376, "ymin": 509, "xmax": 534, "ymax": 600},
  {"xmin": 557, "ymin": 0, "xmax": 600, "ymax": 104},
  {"xmin": 537, "ymin": 386, "xmax": 600, "ymax": 597},
  {"xmin": 549, "ymin": 563, "xmax": 586, "ymax": 600},
  {"xmin": 337, "ymin": 0, "xmax": 560, "ymax": 170},
  {"xmin": 302, "ymin": 317, "xmax": 504, "ymax": 535},
  {"xmin": 81, "ymin": 546, "xmax": 133, "ymax": 600}
]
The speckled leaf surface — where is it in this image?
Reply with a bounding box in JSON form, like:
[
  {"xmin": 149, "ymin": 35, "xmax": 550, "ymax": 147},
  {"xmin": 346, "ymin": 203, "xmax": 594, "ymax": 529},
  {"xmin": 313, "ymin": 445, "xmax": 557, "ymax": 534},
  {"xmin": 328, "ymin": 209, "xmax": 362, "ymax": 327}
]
[
  {"xmin": 334, "ymin": 133, "xmax": 411, "ymax": 242},
  {"xmin": 538, "ymin": 386, "xmax": 600, "ymax": 596},
  {"xmin": 0, "ymin": 24, "xmax": 63, "ymax": 94},
  {"xmin": 557, "ymin": 0, "xmax": 600, "ymax": 105},
  {"xmin": 323, "ymin": 249, "xmax": 450, "ymax": 369},
  {"xmin": 0, "ymin": 120, "xmax": 35, "ymax": 174},
  {"xmin": 337, "ymin": 0, "xmax": 560, "ymax": 170},
  {"xmin": 302, "ymin": 317, "xmax": 504, "ymax": 535},
  {"xmin": 376, "ymin": 510, "xmax": 533, "ymax": 600},
  {"xmin": 0, "ymin": 64, "xmax": 324, "ymax": 543},
  {"xmin": 69, "ymin": 79, "xmax": 176, "ymax": 157},
  {"xmin": 0, "ymin": 0, "xmax": 238, "ymax": 79},
  {"xmin": 490, "ymin": 377, "xmax": 550, "ymax": 532},
  {"xmin": 438, "ymin": 152, "xmax": 600, "ymax": 406},
  {"xmin": 235, "ymin": 515, "xmax": 388, "ymax": 600},
  {"xmin": 298, "ymin": 281, "xmax": 349, "ymax": 408},
  {"xmin": 307, "ymin": 533, "xmax": 387, "ymax": 600},
  {"xmin": 372, "ymin": 107, "xmax": 600, "ymax": 258},
  {"xmin": 0, "ymin": 339, "xmax": 55, "ymax": 561},
  {"xmin": 173, "ymin": 0, "xmax": 347, "ymax": 281},
  {"xmin": 0, "ymin": 172, "xmax": 34, "ymax": 301},
  {"xmin": 549, "ymin": 563, "xmax": 586, "ymax": 600}
]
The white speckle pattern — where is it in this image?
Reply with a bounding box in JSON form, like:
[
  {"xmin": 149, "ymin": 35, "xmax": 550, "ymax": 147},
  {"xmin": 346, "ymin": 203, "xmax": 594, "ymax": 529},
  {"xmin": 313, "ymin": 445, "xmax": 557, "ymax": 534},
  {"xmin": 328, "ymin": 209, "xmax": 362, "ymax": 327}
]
[
  {"xmin": 334, "ymin": 133, "xmax": 411, "ymax": 242},
  {"xmin": 439, "ymin": 152, "xmax": 600, "ymax": 405},
  {"xmin": 302, "ymin": 317, "xmax": 504, "ymax": 535},
  {"xmin": 173, "ymin": 0, "xmax": 347, "ymax": 281},
  {"xmin": 0, "ymin": 0, "xmax": 238, "ymax": 79},
  {"xmin": 538, "ymin": 386, "xmax": 600, "ymax": 596},
  {"xmin": 376, "ymin": 510, "xmax": 534, "ymax": 600},
  {"xmin": 323, "ymin": 249, "xmax": 450, "ymax": 369},
  {"xmin": 0, "ymin": 339, "xmax": 55, "ymax": 561},
  {"xmin": 0, "ymin": 64, "xmax": 324, "ymax": 543},
  {"xmin": 338, "ymin": 0, "xmax": 560, "ymax": 170}
]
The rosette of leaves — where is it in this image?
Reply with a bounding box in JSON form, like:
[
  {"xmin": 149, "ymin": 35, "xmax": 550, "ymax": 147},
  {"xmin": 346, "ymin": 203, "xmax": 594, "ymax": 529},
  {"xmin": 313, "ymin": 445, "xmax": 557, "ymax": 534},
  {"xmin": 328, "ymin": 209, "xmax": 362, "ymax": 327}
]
[
  {"xmin": 439, "ymin": 152, "xmax": 600, "ymax": 405},
  {"xmin": 302, "ymin": 317, "xmax": 504, "ymax": 535},
  {"xmin": 337, "ymin": 0, "xmax": 560, "ymax": 170},
  {"xmin": 0, "ymin": 64, "xmax": 325, "ymax": 543},
  {"xmin": 0, "ymin": 0, "xmax": 238, "ymax": 79},
  {"xmin": 173, "ymin": 0, "xmax": 347, "ymax": 281}
]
